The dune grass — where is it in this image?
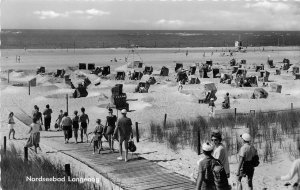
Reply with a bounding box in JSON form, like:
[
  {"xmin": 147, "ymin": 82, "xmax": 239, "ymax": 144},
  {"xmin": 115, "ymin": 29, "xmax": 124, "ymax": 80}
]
[
  {"xmin": 148, "ymin": 109, "xmax": 300, "ymax": 161},
  {"xmin": 1, "ymin": 145, "xmax": 105, "ymax": 190}
]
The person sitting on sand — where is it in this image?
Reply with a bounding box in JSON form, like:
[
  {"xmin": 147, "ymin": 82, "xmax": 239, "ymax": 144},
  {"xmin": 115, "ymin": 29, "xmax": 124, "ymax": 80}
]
[
  {"xmin": 105, "ymin": 108, "xmax": 117, "ymax": 152},
  {"xmin": 61, "ymin": 112, "xmax": 72, "ymax": 144},
  {"xmin": 72, "ymin": 110, "xmax": 79, "ymax": 144},
  {"xmin": 79, "ymin": 107, "xmax": 89, "ymax": 143},
  {"xmin": 236, "ymin": 133, "xmax": 258, "ymax": 190},
  {"xmin": 88, "ymin": 119, "xmax": 104, "ymax": 154},
  {"xmin": 25, "ymin": 117, "xmax": 42, "ymax": 153},
  {"xmin": 113, "ymin": 109, "xmax": 133, "ymax": 162},
  {"xmin": 56, "ymin": 110, "xmax": 64, "ymax": 131},
  {"xmin": 222, "ymin": 93, "xmax": 230, "ymax": 109},
  {"xmin": 8, "ymin": 112, "xmax": 16, "ymax": 140}
]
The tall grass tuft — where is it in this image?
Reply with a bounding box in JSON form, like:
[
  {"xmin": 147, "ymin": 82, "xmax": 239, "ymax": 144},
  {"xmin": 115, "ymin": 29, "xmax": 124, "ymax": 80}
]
[{"xmin": 1, "ymin": 145, "xmax": 99, "ymax": 190}]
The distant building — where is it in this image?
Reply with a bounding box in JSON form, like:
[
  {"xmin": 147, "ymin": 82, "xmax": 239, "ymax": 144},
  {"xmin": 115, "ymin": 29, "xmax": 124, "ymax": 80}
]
[{"xmin": 235, "ymin": 41, "xmax": 243, "ymax": 50}]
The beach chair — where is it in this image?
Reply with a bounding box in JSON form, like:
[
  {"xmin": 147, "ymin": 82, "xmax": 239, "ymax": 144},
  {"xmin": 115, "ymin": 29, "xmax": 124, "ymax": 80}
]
[
  {"xmin": 293, "ymin": 67, "xmax": 299, "ymax": 75},
  {"xmin": 212, "ymin": 68, "xmax": 220, "ymax": 78},
  {"xmin": 160, "ymin": 67, "xmax": 169, "ymax": 76},
  {"xmin": 189, "ymin": 66, "xmax": 196, "ymax": 75},
  {"xmin": 88, "ymin": 63, "xmax": 95, "ymax": 70},
  {"xmin": 79, "ymin": 63, "xmax": 86, "ymax": 70},
  {"xmin": 175, "ymin": 63, "xmax": 183, "ymax": 72}
]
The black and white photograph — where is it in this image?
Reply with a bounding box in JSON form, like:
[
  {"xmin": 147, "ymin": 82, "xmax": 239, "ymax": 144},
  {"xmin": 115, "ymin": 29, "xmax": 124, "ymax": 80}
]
[{"xmin": 1, "ymin": 0, "xmax": 300, "ymax": 189}]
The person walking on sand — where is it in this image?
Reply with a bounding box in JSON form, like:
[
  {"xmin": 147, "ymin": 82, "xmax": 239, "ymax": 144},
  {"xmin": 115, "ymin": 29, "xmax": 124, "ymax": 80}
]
[
  {"xmin": 43, "ymin": 104, "xmax": 52, "ymax": 131},
  {"xmin": 195, "ymin": 142, "xmax": 216, "ymax": 190},
  {"xmin": 208, "ymin": 98, "xmax": 216, "ymax": 117},
  {"xmin": 113, "ymin": 109, "xmax": 133, "ymax": 162},
  {"xmin": 88, "ymin": 119, "xmax": 104, "ymax": 154},
  {"xmin": 72, "ymin": 110, "xmax": 79, "ymax": 144},
  {"xmin": 25, "ymin": 118, "xmax": 42, "ymax": 153},
  {"xmin": 211, "ymin": 130, "xmax": 230, "ymax": 178},
  {"xmin": 61, "ymin": 112, "xmax": 72, "ymax": 144},
  {"xmin": 56, "ymin": 110, "xmax": 64, "ymax": 131},
  {"xmin": 178, "ymin": 80, "xmax": 183, "ymax": 91},
  {"xmin": 105, "ymin": 108, "xmax": 117, "ymax": 152},
  {"xmin": 8, "ymin": 112, "xmax": 16, "ymax": 140},
  {"xmin": 79, "ymin": 107, "xmax": 89, "ymax": 143},
  {"xmin": 236, "ymin": 133, "xmax": 258, "ymax": 190}
]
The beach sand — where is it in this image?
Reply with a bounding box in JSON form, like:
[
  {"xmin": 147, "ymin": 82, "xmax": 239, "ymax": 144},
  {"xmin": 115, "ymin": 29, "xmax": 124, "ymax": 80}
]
[{"xmin": 1, "ymin": 46, "xmax": 300, "ymax": 189}]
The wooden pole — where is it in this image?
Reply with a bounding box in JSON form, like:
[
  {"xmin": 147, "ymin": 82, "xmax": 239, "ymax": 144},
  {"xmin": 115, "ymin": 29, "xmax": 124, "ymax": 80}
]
[
  {"xmin": 291, "ymin": 103, "xmax": 294, "ymax": 110},
  {"xmin": 24, "ymin": 147, "xmax": 28, "ymax": 161},
  {"xmin": 4, "ymin": 136, "xmax": 6, "ymax": 154},
  {"xmin": 197, "ymin": 130, "xmax": 201, "ymax": 155},
  {"xmin": 135, "ymin": 122, "xmax": 139, "ymax": 143},
  {"xmin": 163, "ymin": 114, "xmax": 167, "ymax": 127},
  {"xmin": 28, "ymin": 83, "xmax": 31, "ymax": 95},
  {"xmin": 7, "ymin": 71, "xmax": 10, "ymax": 84},
  {"xmin": 65, "ymin": 164, "xmax": 71, "ymax": 177},
  {"xmin": 234, "ymin": 108, "xmax": 237, "ymax": 118},
  {"xmin": 66, "ymin": 94, "xmax": 69, "ymax": 114}
]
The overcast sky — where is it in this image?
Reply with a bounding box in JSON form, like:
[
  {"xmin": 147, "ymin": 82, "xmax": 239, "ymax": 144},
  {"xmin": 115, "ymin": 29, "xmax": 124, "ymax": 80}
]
[{"xmin": 1, "ymin": 0, "xmax": 300, "ymax": 30}]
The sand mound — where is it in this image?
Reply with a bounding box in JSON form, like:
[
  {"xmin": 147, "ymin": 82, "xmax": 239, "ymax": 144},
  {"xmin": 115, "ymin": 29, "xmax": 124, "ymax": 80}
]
[{"xmin": 141, "ymin": 96, "xmax": 155, "ymax": 103}]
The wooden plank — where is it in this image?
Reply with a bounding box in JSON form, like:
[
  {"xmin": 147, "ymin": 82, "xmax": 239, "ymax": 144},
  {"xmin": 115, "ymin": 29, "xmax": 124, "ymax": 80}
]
[
  {"xmin": 127, "ymin": 180, "xmax": 193, "ymax": 190},
  {"xmin": 146, "ymin": 182, "xmax": 195, "ymax": 190}
]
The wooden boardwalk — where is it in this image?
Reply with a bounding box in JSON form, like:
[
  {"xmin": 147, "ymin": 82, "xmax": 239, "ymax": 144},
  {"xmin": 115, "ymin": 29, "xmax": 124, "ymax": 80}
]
[{"xmin": 9, "ymin": 106, "xmax": 196, "ymax": 190}]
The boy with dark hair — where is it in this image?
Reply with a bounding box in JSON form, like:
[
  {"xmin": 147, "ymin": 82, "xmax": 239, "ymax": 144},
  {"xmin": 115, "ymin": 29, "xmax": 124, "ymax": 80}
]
[{"xmin": 79, "ymin": 107, "xmax": 89, "ymax": 142}]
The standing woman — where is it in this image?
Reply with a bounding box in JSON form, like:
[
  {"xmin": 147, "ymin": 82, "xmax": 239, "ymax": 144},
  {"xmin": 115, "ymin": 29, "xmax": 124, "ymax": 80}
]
[
  {"xmin": 105, "ymin": 108, "xmax": 117, "ymax": 152},
  {"xmin": 56, "ymin": 110, "xmax": 64, "ymax": 131},
  {"xmin": 61, "ymin": 112, "xmax": 73, "ymax": 144},
  {"xmin": 25, "ymin": 118, "xmax": 42, "ymax": 153},
  {"xmin": 8, "ymin": 112, "xmax": 16, "ymax": 140}
]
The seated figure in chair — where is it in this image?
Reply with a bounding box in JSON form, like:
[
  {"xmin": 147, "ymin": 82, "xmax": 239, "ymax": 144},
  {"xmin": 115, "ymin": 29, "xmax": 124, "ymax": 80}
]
[{"xmin": 222, "ymin": 92, "xmax": 230, "ymax": 109}]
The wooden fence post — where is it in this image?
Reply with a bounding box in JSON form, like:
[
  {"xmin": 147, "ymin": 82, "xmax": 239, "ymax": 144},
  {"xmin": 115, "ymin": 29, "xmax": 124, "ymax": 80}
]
[
  {"xmin": 4, "ymin": 136, "xmax": 7, "ymax": 154},
  {"xmin": 7, "ymin": 71, "xmax": 10, "ymax": 84},
  {"xmin": 135, "ymin": 122, "xmax": 139, "ymax": 143},
  {"xmin": 28, "ymin": 83, "xmax": 31, "ymax": 95},
  {"xmin": 65, "ymin": 164, "xmax": 71, "ymax": 177},
  {"xmin": 164, "ymin": 114, "xmax": 167, "ymax": 127},
  {"xmin": 66, "ymin": 94, "xmax": 69, "ymax": 114},
  {"xmin": 197, "ymin": 130, "xmax": 201, "ymax": 155},
  {"xmin": 24, "ymin": 147, "xmax": 28, "ymax": 161},
  {"xmin": 291, "ymin": 103, "xmax": 293, "ymax": 110}
]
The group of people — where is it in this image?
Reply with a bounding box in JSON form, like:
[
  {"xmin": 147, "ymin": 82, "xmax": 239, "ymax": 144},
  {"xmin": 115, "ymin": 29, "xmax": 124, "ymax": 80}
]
[
  {"xmin": 195, "ymin": 131, "xmax": 258, "ymax": 190},
  {"xmin": 8, "ymin": 104, "xmax": 134, "ymax": 162}
]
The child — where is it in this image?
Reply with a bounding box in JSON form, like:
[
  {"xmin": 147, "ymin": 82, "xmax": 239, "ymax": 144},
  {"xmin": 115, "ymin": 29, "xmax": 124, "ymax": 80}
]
[
  {"xmin": 89, "ymin": 119, "xmax": 104, "ymax": 154},
  {"xmin": 8, "ymin": 112, "xmax": 16, "ymax": 140},
  {"xmin": 25, "ymin": 118, "xmax": 42, "ymax": 153}
]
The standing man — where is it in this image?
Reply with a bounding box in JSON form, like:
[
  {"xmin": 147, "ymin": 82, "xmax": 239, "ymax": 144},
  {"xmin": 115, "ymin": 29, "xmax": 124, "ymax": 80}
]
[
  {"xmin": 79, "ymin": 107, "xmax": 89, "ymax": 143},
  {"xmin": 236, "ymin": 133, "xmax": 258, "ymax": 190},
  {"xmin": 113, "ymin": 109, "xmax": 133, "ymax": 162},
  {"xmin": 43, "ymin": 104, "xmax": 52, "ymax": 131},
  {"xmin": 105, "ymin": 108, "xmax": 117, "ymax": 152},
  {"xmin": 211, "ymin": 130, "xmax": 230, "ymax": 178}
]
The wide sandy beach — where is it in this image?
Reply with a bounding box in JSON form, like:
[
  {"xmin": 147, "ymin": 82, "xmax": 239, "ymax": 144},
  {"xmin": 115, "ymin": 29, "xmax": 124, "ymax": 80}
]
[{"xmin": 1, "ymin": 46, "xmax": 300, "ymax": 189}]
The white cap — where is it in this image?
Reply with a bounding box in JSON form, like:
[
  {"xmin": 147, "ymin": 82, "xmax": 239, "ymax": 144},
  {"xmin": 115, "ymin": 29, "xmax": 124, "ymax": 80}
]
[
  {"xmin": 241, "ymin": 133, "xmax": 251, "ymax": 141},
  {"xmin": 210, "ymin": 98, "xmax": 214, "ymax": 100},
  {"xmin": 202, "ymin": 142, "xmax": 214, "ymax": 151},
  {"xmin": 121, "ymin": 109, "xmax": 127, "ymax": 114}
]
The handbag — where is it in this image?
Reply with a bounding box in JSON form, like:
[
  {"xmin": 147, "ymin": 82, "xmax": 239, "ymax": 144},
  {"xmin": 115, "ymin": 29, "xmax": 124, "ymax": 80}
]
[{"xmin": 128, "ymin": 139, "xmax": 136, "ymax": 152}]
